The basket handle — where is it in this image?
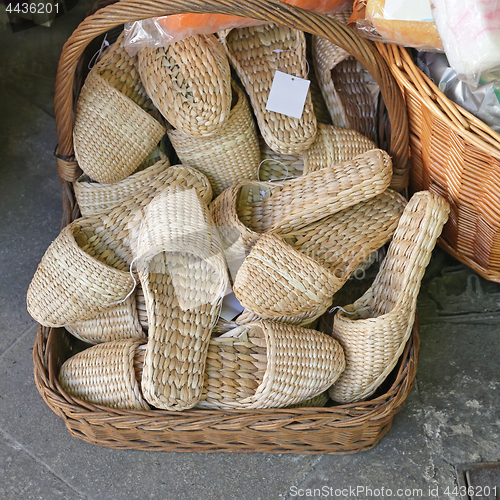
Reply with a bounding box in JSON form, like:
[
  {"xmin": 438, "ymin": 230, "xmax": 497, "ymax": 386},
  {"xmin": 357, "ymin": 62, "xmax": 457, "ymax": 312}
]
[{"xmin": 55, "ymin": 0, "xmax": 409, "ymax": 186}]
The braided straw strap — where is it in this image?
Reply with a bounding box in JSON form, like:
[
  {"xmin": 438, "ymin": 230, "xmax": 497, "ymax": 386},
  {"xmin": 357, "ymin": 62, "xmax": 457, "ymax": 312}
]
[
  {"xmin": 303, "ymin": 123, "xmax": 376, "ymax": 174},
  {"xmin": 219, "ymin": 23, "xmax": 317, "ymax": 155},
  {"xmin": 27, "ymin": 221, "xmax": 134, "ymax": 328},
  {"xmin": 234, "ymin": 190, "xmax": 406, "ymax": 318},
  {"xmin": 138, "ymin": 34, "xmax": 231, "ymax": 138},
  {"xmin": 211, "ymin": 149, "xmax": 392, "ymax": 263},
  {"xmin": 137, "ymin": 187, "xmax": 229, "ymax": 410},
  {"xmin": 76, "ymin": 164, "xmax": 212, "ymax": 267},
  {"xmin": 74, "ymin": 34, "xmax": 165, "ymax": 183},
  {"xmin": 59, "ymin": 339, "xmax": 150, "ymax": 410},
  {"xmin": 74, "ymin": 149, "xmax": 169, "ymax": 216},
  {"xmin": 236, "ymin": 307, "xmax": 326, "ymax": 327},
  {"xmin": 312, "ymin": 11, "xmax": 380, "ymax": 142},
  {"xmin": 167, "ymin": 83, "xmax": 260, "ymax": 197},
  {"xmin": 329, "ymin": 191, "xmax": 450, "ymax": 404},
  {"xmin": 65, "ymin": 292, "xmax": 145, "ymax": 344},
  {"xmin": 197, "ymin": 321, "xmax": 345, "ymax": 409}
]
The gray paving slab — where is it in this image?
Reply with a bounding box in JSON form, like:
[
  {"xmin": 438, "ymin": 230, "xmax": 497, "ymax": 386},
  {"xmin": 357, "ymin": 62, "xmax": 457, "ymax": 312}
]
[{"xmin": 0, "ymin": 431, "xmax": 84, "ymax": 500}]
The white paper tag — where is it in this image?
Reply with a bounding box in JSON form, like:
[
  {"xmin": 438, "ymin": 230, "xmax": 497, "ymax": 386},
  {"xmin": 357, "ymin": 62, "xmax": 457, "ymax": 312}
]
[
  {"xmin": 220, "ymin": 291, "xmax": 245, "ymax": 321},
  {"xmin": 383, "ymin": 0, "xmax": 433, "ymax": 22},
  {"xmin": 266, "ymin": 70, "xmax": 311, "ymax": 119}
]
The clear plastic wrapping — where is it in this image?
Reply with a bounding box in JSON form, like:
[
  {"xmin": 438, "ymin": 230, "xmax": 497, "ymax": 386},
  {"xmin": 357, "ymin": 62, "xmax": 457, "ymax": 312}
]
[
  {"xmin": 348, "ymin": 0, "xmax": 443, "ymax": 51},
  {"xmin": 123, "ymin": 0, "xmax": 352, "ymax": 55},
  {"xmin": 431, "ymin": 0, "xmax": 500, "ymax": 87}
]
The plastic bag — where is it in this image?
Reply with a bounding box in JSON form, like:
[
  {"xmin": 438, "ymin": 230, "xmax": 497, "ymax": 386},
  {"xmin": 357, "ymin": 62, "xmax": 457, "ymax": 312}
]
[
  {"xmin": 431, "ymin": 0, "xmax": 500, "ymax": 87},
  {"xmin": 124, "ymin": 0, "xmax": 352, "ymax": 55},
  {"xmin": 417, "ymin": 52, "xmax": 500, "ymax": 133},
  {"xmin": 348, "ymin": 0, "xmax": 443, "ymax": 51}
]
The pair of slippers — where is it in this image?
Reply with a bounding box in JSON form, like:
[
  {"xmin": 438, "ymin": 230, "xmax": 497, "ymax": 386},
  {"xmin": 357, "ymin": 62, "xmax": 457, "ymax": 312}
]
[
  {"xmin": 58, "ymin": 320, "xmax": 345, "ymax": 411},
  {"xmin": 28, "ymin": 160, "xmax": 230, "ymax": 410}
]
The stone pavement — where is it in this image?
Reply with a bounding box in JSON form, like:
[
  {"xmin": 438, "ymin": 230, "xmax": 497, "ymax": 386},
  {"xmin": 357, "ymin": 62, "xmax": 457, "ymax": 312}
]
[{"xmin": 0, "ymin": 3, "xmax": 498, "ymax": 499}]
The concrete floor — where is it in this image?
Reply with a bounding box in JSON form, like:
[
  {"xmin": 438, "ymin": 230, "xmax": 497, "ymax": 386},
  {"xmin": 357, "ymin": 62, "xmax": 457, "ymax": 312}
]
[{"xmin": 0, "ymin": 3, "xmax": 499, "ymax": 499}]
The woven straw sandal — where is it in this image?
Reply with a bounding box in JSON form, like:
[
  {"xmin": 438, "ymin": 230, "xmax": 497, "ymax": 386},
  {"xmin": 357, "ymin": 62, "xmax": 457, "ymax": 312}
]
[
  {"xmin": 329, "ymin": 191, "xmax": 450, "ymax": 403},
  {"xmin": 74, "ymin": 34, "xmax": 166, "ymax": 183},
  {"xmin": 138, "ymin": 34, "xmax": 231, "ymax": 138},
  {"xmin": 65, "ymin": 291, "xmax": 145, "ymax": 344},
  {"xmin": 59, "ymin": 339, "xmax": 150, "ymax": 410},
  {"xmin": 195, "ymin": 321, "xmax": 345, "ymax": 409},
  {"xmin": 75, "ymin": 164, "xmax": 212, "ymax": 267},
  {"xmin": 219, "ymin": 23, "xmax": 317, "ymax": 155},
  {"xmin": 136, "ymin": 187, "xmax": 229, "ymax": 410},
  {"xmin": 74, "ymin": 150, "xmax": 170, "ymax": 217},
  {"xmin": 211, "ymin": 149, "xmax": 392, "ymax": 264},
  {"xmin": 27, "ymin": 221, "xmax": 135, "ymax": 328},
  {"xmin": 258, "ymin": 138, "xmax": 304, "ymax": 181},
  {"xmin": 233, "ymin": 190, "xmax": 406, "ymax": 318},
  {"xmin": 312, "ymin": 11, "xmax": 380, "ymax": 142},
  {"xmin": 167, "ymin": 83, "xmax": 260, "ymax": 197}
]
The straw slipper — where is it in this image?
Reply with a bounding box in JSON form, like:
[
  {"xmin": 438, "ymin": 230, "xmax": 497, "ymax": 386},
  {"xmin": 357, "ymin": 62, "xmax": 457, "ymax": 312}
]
[
  {"xmin": 195, "ymin": 320, "xmax": 345, "ymax": 409},
  {"xmin": 233, "ymin": 190, "xmax": 406, "ymax": 318},
  {"xmin": 75, "ymin": 163, "xmax": 212, "ymax": 266},
  {"xmin": 167, "ymin": 82, "xmax": 260, "ymax": 197},
  {"xmin": 312, "ymin": 11, "xmax": 380, "ymax": 141},
  {"xmin": 65, "ymin": 291, "xmax": 145, "ymax": 345},
  {"xmin": 211, "ymin": 149, "xmax": 393, "ymax": 264},
  {"xmin": 329, "ymin": 191, "xmax": 450, "ymax": 403},
  {"xmin": 138, "ymin": 34, "xmax": 232, "ymax": 138},
  {"xmin": 136, "ymin": 187, "xmax": 229, "ymax": 410},
  {"xmin": 59, "ymin": 339, "xmax": 150, "ymax": 410},
  {"xmin": 74, "ymin": 33, "xmax": 166, "ymax": 183},
  {"xmin": 219, "ymin": 23, "xmax": 317, "ymax": 155},
  {"xmin": 27, "ymin": 220, "xmax": 135, "ymax": 328}
]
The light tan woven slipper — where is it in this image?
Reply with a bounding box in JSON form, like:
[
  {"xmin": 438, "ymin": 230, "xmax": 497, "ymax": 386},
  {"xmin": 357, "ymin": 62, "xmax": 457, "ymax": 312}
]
[
  {"xmin": 167, "ymin": 83, "xmax": 260, "ymax": 197},
  {"xmin": 59, "ymin": 339, "xmax": 150, "ymax": 410},
  {"xmin": 211, "ymin": 149, "xmax": 393, "ymax": 264},
  {"xmin": 329, "ymin": 191, "xmax": 450, "ymax": 404},
  {"xmin": 65, "ymin": 291, "xmax": 145, "ymax": 345},
  {"xmin": 219, "ymin": 23, "xmax": 317, "ymax": 155},
  {"xmin": 138, "ymin": 34, "xmax": 231, "ymax": 138},
  {"xmin": 76, "ymin": 164, "xmax": 212, "ymax": 266},
  {"xmin": 195, "ymin": 321, "xmax": 344, "ymax": 409},
  {"xmin": 74, "ymin": 150, "xmax": 170, "ymax": 217},
  {"xmin": 233, "ymin": 190, "xmax": 406, "ymax": 319},
  {"xmin": 136, "ymin": 187, "xmax": 229, "ymax": 410},
  {"xmin": 312, "ymin": 11, "xmax": 380, "ymax": 141},
  {"xmin": 27, "ymin": 220, "xmax": 135, "ymax": 328},
  {"xmin": 74, "ymin": 33, "xmax": 166, "ymax": 183}
]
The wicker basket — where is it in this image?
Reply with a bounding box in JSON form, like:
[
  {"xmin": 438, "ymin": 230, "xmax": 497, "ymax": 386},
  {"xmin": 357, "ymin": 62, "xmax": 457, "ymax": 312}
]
[
  {"xmin": 377, "ymin": 43, "xmax": 500, "ymax": 282},
  {"xmin": 36, "ymin": 0, "xmax": 417, "ymax": 454}
]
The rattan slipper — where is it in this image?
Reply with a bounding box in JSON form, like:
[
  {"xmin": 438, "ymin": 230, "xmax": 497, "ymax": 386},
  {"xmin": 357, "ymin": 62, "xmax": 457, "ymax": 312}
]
[
  {"xmin": 74, "ymin": 33, "xmax": 166, "ymax": 183},
  {"xmin": 65, "ymin": 291, "xmax": 145, "ymax": 344},
  {"xmin": 138, "ymin": 34, "xmax": 231, "ymax": 138},
  {"xmin": 59, "ymin": 339, "xmax": 150, "ymax": 410},
  {"xmin": 74, "ymin": 150, "xmax": 170, "ymax": 217},
  {"xmin": 136, "ymin": 187, "xmax": 229, "ymax": 410},
  {"xmin": 76, "ymin": 164, "xmax": 212, "ymax": 266},
  {"xmin": 233, "ymin": 190, "xmax": 406, "ymax": 318},
  {"xmin": 195, "ymin": 320, "xmax": 345, "ymax": 409},
  {"xmin": 167, "ymin": 83, "xmax": 260, "ymax": 197},
  {"xmin": 27, "ymin": 220, "xmax": 135, "ymax": 328},
  {"xmin": 211, "ymin": 149, "xmax": 393, "ymax": 264},
  {"xmin": 312, "ymin": 11, "xmax": 380, "ymax": 141},
  {"xmin": 219, "ymin": 23, "xmax": 317, "ymax": 155},
  {"xmin": 329, "ymin": 191, "xmax": 450, "ymax": 403}
]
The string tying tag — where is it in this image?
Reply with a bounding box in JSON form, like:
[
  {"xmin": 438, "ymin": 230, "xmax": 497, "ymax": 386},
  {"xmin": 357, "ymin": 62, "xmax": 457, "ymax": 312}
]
[
  {"xmin": 105, "ymin": 255, "xmax": 139, "ymax": 307},
  {"xmin": 257, "ymin": 158, "xmax": 298, "ymax": 183},
  {"xmin": 88, "ymin": 34, "xmax": 111, "ymax": 70},
  {"xmin": 329, "ymin": 305, "xmax": 356, "ymax": 315}
]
